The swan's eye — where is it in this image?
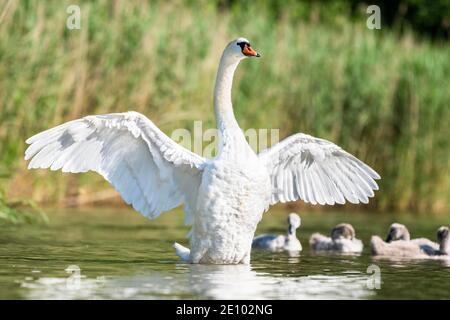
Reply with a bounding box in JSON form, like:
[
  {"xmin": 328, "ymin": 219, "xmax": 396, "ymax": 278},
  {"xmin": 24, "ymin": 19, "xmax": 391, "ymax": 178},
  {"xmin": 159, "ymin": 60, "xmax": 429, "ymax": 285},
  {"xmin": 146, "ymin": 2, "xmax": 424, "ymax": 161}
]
[{"xmin": 237, "ymin": 42, "xmax": 250, "ymax": 50}]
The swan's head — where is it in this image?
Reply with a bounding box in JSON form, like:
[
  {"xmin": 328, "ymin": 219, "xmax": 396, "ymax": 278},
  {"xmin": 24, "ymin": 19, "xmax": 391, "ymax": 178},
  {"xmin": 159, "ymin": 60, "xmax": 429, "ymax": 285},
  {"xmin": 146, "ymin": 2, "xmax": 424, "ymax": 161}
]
[
  {"xmin": 223, "ymin": 37, "xmax": 260, "ymax": 61},
  {"xmin": 386, "ymin": 223, "xmax": 410, "ymax": 242},
  {"xmin": 287, "ymin": 213, "xmax": 301, "ymax": 237},
  {"xmin": 288, "ymin": 213, "xmax": 301, "ymax": 229},
  {"xmin": 331, "ymin": 223, "xmax": 355, "ymax": 240},
  {"xmin": 437, "ymin": 226, "xmax": 450, "ymax": 254}
]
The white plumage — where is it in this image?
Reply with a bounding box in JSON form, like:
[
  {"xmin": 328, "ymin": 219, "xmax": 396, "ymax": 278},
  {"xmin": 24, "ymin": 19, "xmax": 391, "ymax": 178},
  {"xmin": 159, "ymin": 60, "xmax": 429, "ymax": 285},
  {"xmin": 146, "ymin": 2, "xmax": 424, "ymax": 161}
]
[
  {"xmin": 173, "ymin": 242, "xmax": 191, "ymax": 262},
  {"xmin": 252, "ymin": 213, "xmax": 302, "ymax": 252},
  {"xmin": 371, "ymin": 224, "xmax": 450, "ymax": 258},
  {"xmin": 384, "ymin": 223, "xmax": 439, "ymax": 250},
  {"xmin": 259, "ymin": 134, "xmax": 380, "ymax": 205},
  {"xmin": 309, "ymin": 223, "xmax": 363, "ymax": 253},
  {"xmin": 25, "ymin": 37, "xmax": 380, "ymax": 264},
  {"xmin": 25, "ymin": 112, "xmax": 204, "ymax": 222}
]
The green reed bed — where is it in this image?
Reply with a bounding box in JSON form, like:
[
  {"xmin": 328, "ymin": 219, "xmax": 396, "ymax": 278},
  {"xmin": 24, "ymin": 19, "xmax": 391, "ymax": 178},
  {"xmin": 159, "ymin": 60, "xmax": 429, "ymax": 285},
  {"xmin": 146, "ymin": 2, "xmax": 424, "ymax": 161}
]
[{"xmin": 0, "ymin": 0, "xmax": 448, "ymax": 214}]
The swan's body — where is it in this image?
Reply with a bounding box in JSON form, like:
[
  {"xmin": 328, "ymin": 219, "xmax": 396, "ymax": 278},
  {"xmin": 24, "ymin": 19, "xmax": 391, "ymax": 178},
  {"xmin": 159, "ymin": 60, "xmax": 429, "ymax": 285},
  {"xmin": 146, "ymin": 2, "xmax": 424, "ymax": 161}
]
[
  {"xmin": 252, "ymin": 213, "xmax": 302, "ymax": 252},
  {"xmin": 370, "ymin": 236, "xmax": 426, "ymax": 258},
  {"xmin": 371, "ymin": 226, "xmax": 449, "ymax": 258},
  {"xmin": 385, "ymin": 223, "xmax": 439, "ymax": 250},
  {"xmin": 309, "ymin": 223, "xmax": 363, "ymax": 253},
  {"xmin": 24, "ymin": 38, "xmax": 380, "ymax": 264},
  {"xmin": 191, "ymin": 148, "xmax": 271, "ymax": 263}
]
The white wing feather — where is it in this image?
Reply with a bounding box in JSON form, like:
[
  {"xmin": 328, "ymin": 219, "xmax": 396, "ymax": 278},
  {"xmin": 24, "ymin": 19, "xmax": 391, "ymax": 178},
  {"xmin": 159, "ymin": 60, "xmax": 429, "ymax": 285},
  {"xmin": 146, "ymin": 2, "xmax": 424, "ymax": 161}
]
[
  {"xmin": 25, "ymin": 111, "xmax": 206, "ymax": 222},
  {"xmin": 259, "ymin": 133, "xmax": 380, "ymax": 205}
]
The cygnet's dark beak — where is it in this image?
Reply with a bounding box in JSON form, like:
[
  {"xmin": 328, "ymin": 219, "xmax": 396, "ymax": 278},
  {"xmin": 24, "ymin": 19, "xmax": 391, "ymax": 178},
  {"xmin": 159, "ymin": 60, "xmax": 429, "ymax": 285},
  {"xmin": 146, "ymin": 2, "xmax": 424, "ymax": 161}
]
[{"xmin": 385, "ymin": 232, "xmax": 393, "ymax": 243}]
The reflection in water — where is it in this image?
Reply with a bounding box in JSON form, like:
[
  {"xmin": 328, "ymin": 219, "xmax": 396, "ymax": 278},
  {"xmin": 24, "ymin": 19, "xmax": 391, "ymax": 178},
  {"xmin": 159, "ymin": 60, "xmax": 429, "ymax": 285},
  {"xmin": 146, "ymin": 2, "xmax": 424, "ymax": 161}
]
[
  {"xmin": 440, "ymin": 259, "xmax": 450, "ymax": 267},
  {"xmin": 372, "ymin": 255, "xmax": 450, "ymax": 266},
  {"xmin": 22, "ymin": 264, "xmax": 375, "ymax": 300},
  {"xmin": 186, "ymin": 264, "xmax": 374, "ymax": 299},
  {"xmin": 4, "ymin": 209, "xmax": 450, "ymax": 299},
  {"xmin": 286, "ymin": 250, "xmax": 301, "ymax": 262}
]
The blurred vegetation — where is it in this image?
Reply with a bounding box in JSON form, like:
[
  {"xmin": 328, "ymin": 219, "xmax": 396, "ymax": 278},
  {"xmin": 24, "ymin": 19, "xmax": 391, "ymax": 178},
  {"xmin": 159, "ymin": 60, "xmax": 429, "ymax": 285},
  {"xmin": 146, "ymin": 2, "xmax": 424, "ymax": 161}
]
[
  {"xmin": 222, "ymin": 0, "xmax": 450, "ymax": 39},
  {"xmin": 0, "ymin": 0, "xmax": 449, "ymax": 214},
  {"xmin": 0, "ymin": 188, "xmax": 47, "ymax": 224}
]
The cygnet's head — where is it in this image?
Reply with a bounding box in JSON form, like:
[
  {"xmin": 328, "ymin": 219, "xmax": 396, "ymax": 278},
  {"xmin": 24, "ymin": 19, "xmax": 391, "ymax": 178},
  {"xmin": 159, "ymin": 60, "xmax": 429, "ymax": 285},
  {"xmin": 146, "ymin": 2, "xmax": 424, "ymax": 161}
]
[
  {"xmin": 222, "ymin": 37, "xmax": 260, "ymax": 62},
  {"xmin": 386, "ymin": 223, "xmax": 410, "ymax": 242},
  {"xmin": 331, "ymin": 223, "xmax": 355, "ymax": 240},
  {"xmin": 287, "ymin": 213, "xmax": 301, "ymax": 236},
  {"xmin": 437, "ymin": 226, "xmax": 450, "ymax": 254}
]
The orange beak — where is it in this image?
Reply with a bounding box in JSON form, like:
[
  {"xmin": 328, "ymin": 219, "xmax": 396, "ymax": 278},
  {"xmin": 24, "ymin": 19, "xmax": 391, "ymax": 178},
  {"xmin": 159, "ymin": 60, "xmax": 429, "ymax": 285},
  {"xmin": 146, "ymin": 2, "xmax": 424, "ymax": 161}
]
[{"xmin": 242, "ymin": 45, "xmax": 260, "ymax": 57}]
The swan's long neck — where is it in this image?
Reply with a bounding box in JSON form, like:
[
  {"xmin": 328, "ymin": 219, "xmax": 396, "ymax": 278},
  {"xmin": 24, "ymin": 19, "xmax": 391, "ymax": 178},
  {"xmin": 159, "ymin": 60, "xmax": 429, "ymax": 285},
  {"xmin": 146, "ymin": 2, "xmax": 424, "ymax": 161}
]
[
  {"xmin": 440, "ymin": 236, "xmax": 450, "ymax": 255},
  {"xmin": 287, "ymin": 225, "xmax": 297, "ymax": 239},
  {"xmin": 213, "ymin": 53, "xmax": 254, "ymax": 160},
  {"xmin": 214, "ymin": 56, "xmax": 240, "ymax": 132}
]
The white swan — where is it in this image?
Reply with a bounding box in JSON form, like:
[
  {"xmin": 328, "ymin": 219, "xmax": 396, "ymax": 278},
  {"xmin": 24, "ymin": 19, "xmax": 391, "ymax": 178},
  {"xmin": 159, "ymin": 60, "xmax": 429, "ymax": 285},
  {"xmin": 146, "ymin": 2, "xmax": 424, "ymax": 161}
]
[
  {"xmin": 24, "ymin": 37, "xmax": 380, "ymax": 264},
  {"xmin": 252, "ymin": 213, "xmax": 302, "ymax": 252},
  {"xmin": 309, "ymin": 223, "xmax": 363, "ymax": 253},
  {"xmin": 371, "ymin": 226, "xmax": 449, "ymax": 258},
  {"xmin": 385, "ymin": 223, "xmax": 439, "ymax": 250}
]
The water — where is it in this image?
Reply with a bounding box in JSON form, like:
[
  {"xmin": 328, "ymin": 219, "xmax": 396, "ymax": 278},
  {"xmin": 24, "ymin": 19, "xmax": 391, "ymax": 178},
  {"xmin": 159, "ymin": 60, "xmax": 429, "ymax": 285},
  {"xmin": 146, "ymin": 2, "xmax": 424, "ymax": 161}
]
[{"xmin": 1, "ymin": 208, "xmax": 450, "ymax": 299}]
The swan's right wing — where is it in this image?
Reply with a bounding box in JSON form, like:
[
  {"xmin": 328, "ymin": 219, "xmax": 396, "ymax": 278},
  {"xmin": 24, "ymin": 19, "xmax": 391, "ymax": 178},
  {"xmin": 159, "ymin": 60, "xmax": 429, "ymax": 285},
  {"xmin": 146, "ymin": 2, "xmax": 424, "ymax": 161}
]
[
  {"xmin": 25, "ymin": 112, "xmax": 206, "ymax": 222},
  {"xmin": 258, "ymin": 133, "xmax": 380, "ymax": 205}
]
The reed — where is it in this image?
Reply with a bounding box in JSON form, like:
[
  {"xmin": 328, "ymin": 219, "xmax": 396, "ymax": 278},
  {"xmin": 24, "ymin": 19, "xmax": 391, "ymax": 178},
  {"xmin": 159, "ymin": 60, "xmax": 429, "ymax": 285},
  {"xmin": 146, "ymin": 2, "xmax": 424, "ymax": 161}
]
[{"xmin": 0, "ymin": 0, "xmax": 448, "ymax": 214}]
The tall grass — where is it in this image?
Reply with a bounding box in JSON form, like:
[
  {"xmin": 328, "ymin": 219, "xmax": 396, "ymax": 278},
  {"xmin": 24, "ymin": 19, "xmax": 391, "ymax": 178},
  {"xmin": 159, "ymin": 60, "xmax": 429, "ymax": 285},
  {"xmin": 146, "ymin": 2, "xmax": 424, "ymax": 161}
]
[
  {"xmin": 0, "ymin": 187, "xmax": 47, "ymax": 224},
  {"xmin": 0, "ymin": 0, "xmax": 449, "ymax": 213}
]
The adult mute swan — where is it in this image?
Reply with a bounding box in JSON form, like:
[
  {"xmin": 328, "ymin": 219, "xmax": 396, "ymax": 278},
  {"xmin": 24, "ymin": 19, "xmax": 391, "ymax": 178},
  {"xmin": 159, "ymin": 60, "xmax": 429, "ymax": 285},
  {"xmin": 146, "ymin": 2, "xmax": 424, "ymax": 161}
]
[
  {"xmin": 24, "ymin": 37, "xmax": 380, "ymax": 264},
  {"xmin": 309, "ymin": 223, "xmax": 363, "ymax": 253},
  {"xmin": 252, "ymin": 213, "xmax": 302, "ymax": 252}
]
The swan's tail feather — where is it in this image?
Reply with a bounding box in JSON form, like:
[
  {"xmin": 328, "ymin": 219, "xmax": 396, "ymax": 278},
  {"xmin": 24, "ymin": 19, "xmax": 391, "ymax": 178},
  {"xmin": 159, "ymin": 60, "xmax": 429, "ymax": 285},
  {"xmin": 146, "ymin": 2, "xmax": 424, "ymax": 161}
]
[{"xmin": 173, "ymin": 242, "xmax": 190, "ymax": 262}]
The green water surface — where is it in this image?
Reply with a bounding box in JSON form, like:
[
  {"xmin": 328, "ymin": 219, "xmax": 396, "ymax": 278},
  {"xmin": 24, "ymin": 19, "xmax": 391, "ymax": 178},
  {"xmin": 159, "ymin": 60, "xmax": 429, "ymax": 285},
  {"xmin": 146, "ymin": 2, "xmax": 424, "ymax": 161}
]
[{"xmin": 0, "ymin": 208, "xmax": 449, "ymax": 299}]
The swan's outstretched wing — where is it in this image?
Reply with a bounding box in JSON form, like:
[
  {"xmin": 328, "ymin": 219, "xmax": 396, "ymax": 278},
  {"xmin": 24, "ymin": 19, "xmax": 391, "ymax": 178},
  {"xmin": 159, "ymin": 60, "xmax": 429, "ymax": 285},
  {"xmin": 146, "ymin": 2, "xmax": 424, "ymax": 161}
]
[
  {"xmin": 25, "ymin": 112, "xmax": 206, "ymax": 221},
  {"xmin": 258, "ymin": 133, "xmax": 380, "ymax": 205}
]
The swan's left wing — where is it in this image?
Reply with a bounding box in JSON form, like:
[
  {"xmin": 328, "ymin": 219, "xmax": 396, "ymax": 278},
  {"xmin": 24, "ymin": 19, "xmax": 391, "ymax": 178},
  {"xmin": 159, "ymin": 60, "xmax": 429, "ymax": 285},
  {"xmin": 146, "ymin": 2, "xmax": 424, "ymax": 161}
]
[
  {"xmin": 258, "ymin": 133, "xmax": 380, "ymax": 205},
  {"xmin": 25, "ymin": 112, "xmax": 206, "ymax": 223}
]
